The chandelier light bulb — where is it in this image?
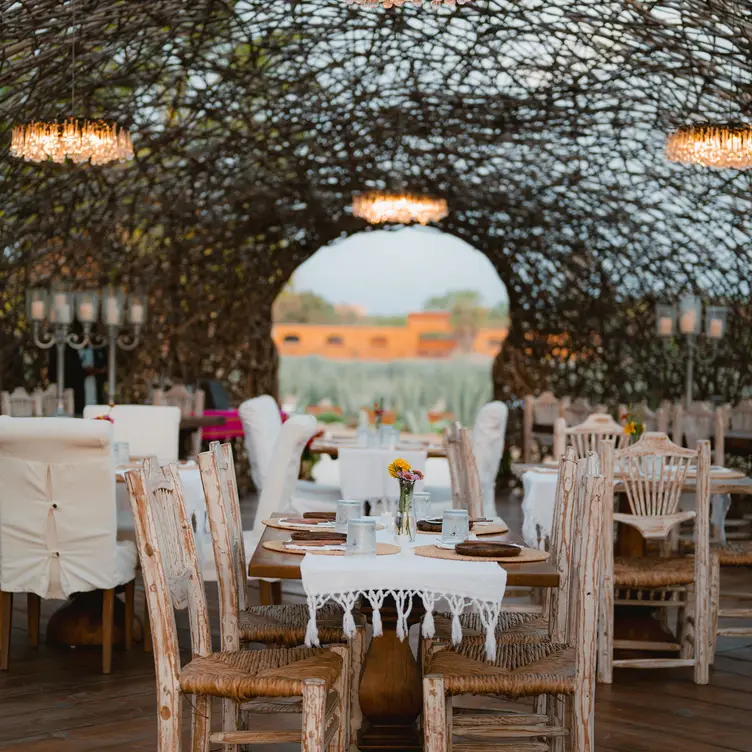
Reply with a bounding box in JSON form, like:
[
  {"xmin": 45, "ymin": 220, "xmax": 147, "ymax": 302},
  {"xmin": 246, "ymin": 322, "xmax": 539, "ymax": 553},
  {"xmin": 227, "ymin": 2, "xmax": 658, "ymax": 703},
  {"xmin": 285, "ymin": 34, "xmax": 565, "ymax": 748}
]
[
  {"xmin": 352, "ymin": 191, "xmax": 449, "ymax": 225},
  {"xmin": 665, "ymin": 122, "xmax": 752, "ymax": 170}
]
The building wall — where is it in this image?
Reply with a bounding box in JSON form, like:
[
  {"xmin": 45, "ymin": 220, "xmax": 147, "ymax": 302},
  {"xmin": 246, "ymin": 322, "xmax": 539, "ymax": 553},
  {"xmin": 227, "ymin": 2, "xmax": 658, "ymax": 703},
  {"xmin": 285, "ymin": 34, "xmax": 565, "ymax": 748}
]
[{"xmin": 273, "ymin": 311, "xmax": 508, "ymax": 360}]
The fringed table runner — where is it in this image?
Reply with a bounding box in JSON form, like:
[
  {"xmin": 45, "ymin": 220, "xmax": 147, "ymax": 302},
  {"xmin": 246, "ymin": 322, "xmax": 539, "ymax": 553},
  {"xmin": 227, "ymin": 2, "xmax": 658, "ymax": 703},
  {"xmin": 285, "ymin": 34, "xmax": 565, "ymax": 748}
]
[{"xmin": 301, "ymin": 545, "xmax": 507, "ymax": 660}]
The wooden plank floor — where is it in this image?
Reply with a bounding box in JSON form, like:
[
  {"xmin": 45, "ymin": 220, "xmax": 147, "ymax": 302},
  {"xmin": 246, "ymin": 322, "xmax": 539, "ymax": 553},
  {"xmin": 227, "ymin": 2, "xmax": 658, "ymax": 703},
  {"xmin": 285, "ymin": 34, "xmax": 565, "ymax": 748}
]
[{"xmin": 0, "ymin": 490, "xmax": 750, "ymax": 751}]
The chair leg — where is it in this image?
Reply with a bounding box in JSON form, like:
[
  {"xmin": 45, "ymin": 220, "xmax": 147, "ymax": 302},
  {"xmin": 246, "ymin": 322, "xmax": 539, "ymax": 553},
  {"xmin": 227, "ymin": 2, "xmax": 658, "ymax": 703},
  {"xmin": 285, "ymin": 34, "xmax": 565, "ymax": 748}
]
[
  {"xmin": 191, "ymin": 694, "xmax": 212, "ymax": 752},
  {"xmin": 0, "ymin": 591, "xmax": 13, "ymax": 670},
  {"xmin": 680, "ymin": 587, "xmax": 695, "ymax": 660},
  {"xmin": 423, "ymin": 675, "xmax": 448, "ymax": 752},
  {"xmin": 102, "ymin": 589, "xmax": 115, "ymax": 675},
  {"xmin": 709, "ymin": 556, "xmax": 721, "ymax": 666},
  {"xmin": 694, "ymin": 564, "xmax": 712, "ymax": 686},
  {"xmin": 550, "ymin": 695, "xmax": 567, "ymax": 752},
  {"xmin": 570, "ymin": 683, "xmax": 595, "ymax": 752},
  {"xmin": 349, "ymin": 626, "xmax": 366, "ymax": 742},
  {"xmin": 124, "ymin": 581, "xmax": 135, "ymax": 650},
  {"xmin": 158, "ymin": 687, "xmax": 183, "ymax": 752},
  {"xmin": 259, "ymin": 580, "xmax": 282, "ymax": 606},
  {"xmin": 597, "ymin": 585, "xmax": 614, "ymax": 684},
  {"xmin": 27, "ymin": 593, "xmax": 41, "ymax": 648},
  {"xmin": 302, "ymin": 679, "xmax": 328, "ymax": 752},
  {"xmin": 221, "ymin": 699, "xmax": 239, "ymax": 752},
  {"xmin": 328, "ymin": 644, "xmax": 351, "ymax": 752},
  {"xmin": 143, "ymin": 601, "xmax": 153, "ymax": 653}
]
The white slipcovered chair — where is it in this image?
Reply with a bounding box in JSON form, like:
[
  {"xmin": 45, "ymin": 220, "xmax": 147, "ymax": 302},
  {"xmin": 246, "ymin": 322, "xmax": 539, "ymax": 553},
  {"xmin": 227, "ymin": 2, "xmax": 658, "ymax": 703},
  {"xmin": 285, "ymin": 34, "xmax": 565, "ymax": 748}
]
[
  {"xmin": 153, "ymin": 385, "xmax": 205, "ymax": 458},
  {"xmin": 83, "ymin": 404, "xmax": 181, "ymax": 464},
  {"xmin": 0, "ymin": 417, "xmax": 137, "ymax": 674},
  {"xmin": 238, "ymin": 394, "xmax": 340, "ymax": 505},
  {"xmin": 1, "ymin": 387, "xmax": 36, "ymax": 417}
]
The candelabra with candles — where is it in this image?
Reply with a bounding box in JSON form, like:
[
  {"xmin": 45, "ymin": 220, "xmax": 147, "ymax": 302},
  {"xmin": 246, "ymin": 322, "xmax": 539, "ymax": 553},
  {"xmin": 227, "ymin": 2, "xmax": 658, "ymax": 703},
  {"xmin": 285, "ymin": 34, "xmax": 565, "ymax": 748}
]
[
  {"xmin": 26, "ymin": 285, "xmax": 147, "ymax": 415},
  {"xmin": 655, "ymin": 294, "xmax": 728, "ymax": 407}
]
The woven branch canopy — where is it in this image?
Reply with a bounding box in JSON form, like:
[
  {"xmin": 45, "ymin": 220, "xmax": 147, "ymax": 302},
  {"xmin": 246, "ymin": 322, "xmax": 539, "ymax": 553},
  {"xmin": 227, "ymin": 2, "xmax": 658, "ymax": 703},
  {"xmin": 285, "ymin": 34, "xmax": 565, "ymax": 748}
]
[{"xmin": 1, "ymin": 0, "xmax": 751, "ymax": 404}]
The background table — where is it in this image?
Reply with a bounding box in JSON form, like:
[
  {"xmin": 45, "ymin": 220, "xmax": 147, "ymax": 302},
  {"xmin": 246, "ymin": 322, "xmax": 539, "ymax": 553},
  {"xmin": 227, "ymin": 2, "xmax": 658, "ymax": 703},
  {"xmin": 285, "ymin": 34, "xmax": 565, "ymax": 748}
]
[
  {"xmin": 311, "ymin": 434, "xmax": 446, "ymax": 459},
  {"xmin": 250, "ymin": 523, "xmax": 559, "ymax": 752}
]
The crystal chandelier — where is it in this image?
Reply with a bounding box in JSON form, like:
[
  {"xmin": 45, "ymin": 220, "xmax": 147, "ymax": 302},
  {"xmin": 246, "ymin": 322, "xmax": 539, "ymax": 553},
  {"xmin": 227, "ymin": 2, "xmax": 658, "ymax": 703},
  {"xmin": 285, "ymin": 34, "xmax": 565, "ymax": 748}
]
[
  {"xmin": 665, "ymin": 122, "xmax": 752, "ymax": 170},
  {"xmin": 9, "ymin": 0, "xmax": 134, "ymax": 166},
  {"xmin": 352, "ymin": 191, "xmax": 449, "ymax": 225},
  {"xmin": 346, "ymin": 0, "xmax": 470, "ymax": 6},
  {"xmin": 11, "ymin": 119, "xmax": 134, "ymax": 165}
]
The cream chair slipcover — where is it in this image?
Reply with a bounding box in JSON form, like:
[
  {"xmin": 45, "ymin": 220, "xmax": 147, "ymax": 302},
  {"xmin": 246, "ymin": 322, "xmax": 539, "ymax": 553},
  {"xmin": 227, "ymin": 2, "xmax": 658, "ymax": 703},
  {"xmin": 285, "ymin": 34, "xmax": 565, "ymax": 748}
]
[
  {"xmin": 472, "ymin": 400, "xmax": 508, "ymax": 519},
  {"xmin": 83, "ymin": 404, "xmax": 181, "ymax": 464}
]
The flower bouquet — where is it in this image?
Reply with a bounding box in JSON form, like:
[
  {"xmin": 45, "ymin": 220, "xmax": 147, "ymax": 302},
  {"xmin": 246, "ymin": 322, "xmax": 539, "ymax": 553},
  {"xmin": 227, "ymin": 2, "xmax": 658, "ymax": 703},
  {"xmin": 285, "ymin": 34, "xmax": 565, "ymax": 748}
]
[
  {"xmin": 621, "ymin": 410, "xmax": 645, "ymax": 444},
  {"xmin": 388, "ymin": 458, "xmax": 424, "ymax": 544}
]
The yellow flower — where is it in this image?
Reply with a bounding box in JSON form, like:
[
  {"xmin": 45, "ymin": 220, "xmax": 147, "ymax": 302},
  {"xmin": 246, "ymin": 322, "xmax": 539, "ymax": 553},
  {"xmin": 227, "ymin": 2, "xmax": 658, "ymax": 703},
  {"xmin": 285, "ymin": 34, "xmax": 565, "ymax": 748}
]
[
  {"xmin": 624, "ymin": 421, "xmax": 636, "ymax": 436},
  {"xmin": 388, "ymin": 458, "xmax": 411, "ymax": 478}
]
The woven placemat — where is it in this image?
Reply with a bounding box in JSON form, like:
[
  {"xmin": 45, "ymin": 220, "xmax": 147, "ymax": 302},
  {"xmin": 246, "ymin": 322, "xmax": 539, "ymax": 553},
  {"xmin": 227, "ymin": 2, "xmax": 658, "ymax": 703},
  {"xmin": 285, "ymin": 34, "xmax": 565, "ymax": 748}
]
[
  {"xmin": 262, "ymin": 540, "xmax": 400, "ymax": 557},
  {"xmin": 417, "ymin": 521, "xmax": 509, "ymax": 536},
  {"xmin": 413, "ymin": 544, "xmax": 550, "ymax": 564},
  {"xmin": 263, "ymin": 518, "xmax": 385, "ymax": 532}
]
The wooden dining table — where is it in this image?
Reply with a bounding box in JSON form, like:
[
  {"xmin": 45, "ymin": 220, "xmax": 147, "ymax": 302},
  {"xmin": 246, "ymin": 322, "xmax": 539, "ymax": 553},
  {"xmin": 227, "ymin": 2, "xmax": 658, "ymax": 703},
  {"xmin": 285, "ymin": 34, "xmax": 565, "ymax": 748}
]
[
  {"xmin": 310, "ymin": 435, "xmax": 447, "ymax": 459},
  {"xmin": 249, "ymin": 523, "xmax": 558, "ymax": 751}
]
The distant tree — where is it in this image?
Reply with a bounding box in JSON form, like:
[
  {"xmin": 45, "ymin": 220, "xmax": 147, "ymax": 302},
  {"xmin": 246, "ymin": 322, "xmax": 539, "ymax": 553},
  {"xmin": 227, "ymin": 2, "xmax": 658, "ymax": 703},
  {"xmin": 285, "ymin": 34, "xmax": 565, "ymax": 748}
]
[
  {"xmin": 488, "ymin": 301, "xmax": 509, "ymax": 325},
  {"xmin": 273, "ymin": 290, "xmax": 339, "ymax": 323},
  {"xmin": 424, "ymin": 289, "xmax": 489, "ymax": 352}
]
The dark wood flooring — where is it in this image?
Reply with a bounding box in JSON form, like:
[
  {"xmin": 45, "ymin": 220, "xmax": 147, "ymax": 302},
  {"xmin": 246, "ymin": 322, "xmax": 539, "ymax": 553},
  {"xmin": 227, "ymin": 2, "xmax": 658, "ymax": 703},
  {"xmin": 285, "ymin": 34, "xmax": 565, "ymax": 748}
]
[{"xmin": 0, "ymin": 490, "xmax": 750, "ymax": 751}]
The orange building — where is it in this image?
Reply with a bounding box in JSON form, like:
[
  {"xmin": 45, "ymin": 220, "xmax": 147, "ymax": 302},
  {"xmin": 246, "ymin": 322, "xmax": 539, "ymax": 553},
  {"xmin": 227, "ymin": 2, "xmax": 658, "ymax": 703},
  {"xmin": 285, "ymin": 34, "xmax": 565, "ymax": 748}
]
[{"xmin": 273, "ymin": 311, "xmax": 508, "ymax": 360}]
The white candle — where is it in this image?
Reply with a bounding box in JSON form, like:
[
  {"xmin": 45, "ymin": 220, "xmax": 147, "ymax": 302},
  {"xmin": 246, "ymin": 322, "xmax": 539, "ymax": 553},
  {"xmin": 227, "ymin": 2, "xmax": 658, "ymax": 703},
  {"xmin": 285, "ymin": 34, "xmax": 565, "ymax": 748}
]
[
  {"xmin": 679, "ymin": 309, "xmax": 697, "ymax": 334},
  {"xmin": 130, "ymin": 302, "xmax": 144, "ymax": 324},
  {"xmin": 79, "ymin": 301, "xmax": 95, "ymax": 322},
  {"xmin": 658, "ymin": 316, "xmax": 672, "ymax": 336},
  {"xmin": 105, "ymin": 297, "xmax": 120, "ymax": 325},
  {"xmin": 57, "ymin": 304, "xmax": 72, "ymax": 324},
  {"xmin": 708, "ymin": 318, "xmax": 723, "ymax": 339},
  {"xmin": 31, "ymin": 300, "xmax": 45, "ymax": 320}
]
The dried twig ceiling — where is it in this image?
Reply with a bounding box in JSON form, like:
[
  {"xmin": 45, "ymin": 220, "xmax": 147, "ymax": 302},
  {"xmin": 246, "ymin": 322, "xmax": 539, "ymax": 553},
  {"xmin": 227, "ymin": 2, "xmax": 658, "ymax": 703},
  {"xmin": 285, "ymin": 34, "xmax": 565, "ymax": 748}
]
[{"xmin": 1, "ymin": 0, "xmax": 751, "ymax": 404}]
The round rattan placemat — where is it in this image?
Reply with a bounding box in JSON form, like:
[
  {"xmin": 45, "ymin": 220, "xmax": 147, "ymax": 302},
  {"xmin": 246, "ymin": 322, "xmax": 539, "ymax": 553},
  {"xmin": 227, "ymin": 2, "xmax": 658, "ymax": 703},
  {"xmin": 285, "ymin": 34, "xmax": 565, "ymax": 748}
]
[
  {"xmin": 263, "ymin": 519, "xmax": 385, "ymax": 532},
  {"xmin": 262, "ymin": 540, "xmax": 400, "ymax": 557},
  {"xmin": 413, "ymin": 544, "xmax": 550, "ymax": 564},
  {"xmin": 417, "ymin": 521, "xmax": 509, "ymax": 536}
]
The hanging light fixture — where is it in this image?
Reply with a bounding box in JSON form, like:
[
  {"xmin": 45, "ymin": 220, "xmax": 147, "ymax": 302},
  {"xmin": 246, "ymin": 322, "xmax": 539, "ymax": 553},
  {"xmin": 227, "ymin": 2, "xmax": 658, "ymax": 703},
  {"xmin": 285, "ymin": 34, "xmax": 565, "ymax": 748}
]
[
  {"xmin": 9, "ymin": 1, "xmax": 133, "ymax": 165},
  {"xmin": 352, "ymin": 191, "xmax": 448, "ymax": 225},
  {"xmin": 665, "ymin": 122, "xmax": 752, "ymax": 170},
  {"xmin": 345, "ymin": 0, "xmax": 470, "ymax": 7}
]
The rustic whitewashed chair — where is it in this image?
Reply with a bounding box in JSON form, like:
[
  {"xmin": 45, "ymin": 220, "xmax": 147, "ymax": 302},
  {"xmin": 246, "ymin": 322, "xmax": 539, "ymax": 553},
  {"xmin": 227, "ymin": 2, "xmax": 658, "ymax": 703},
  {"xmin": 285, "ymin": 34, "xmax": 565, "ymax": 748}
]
[
  {"xmin": 84, "ymin": 404, "xmax": 181, "ymax": 463},
  {"xmin": 198, "ymin": 441, "xmax": 365, "ymax": 743},
  {"xmin": 153, "ymin": 385, "xmax": 206, "ymax": 458},
  {"xmin": 239, "ymin": 395, "xmax": 339, "ymax": 506},
  {"xmin": 125, "ymin": 461, "xmax": 349, "ymax": 752},
  {"xmin": 422, "ymin": 453, "xmax": 605, "ymax": 752},
  {"xmin": 564, "ymin": 397, "xmax": 606, "ymax": 426},
  {"xmin": 522, "ymin": 391, "xmax": 566, "ymax": 463},
  {"xmin": 598, "ymin": 434, "xmax": 716, "ymax": 685},
  {"xmin": 1, "ymin": 387, "xmax": 36, "ymax": 417},
  {"xmin": 0, "ymin": 417, "xmax": 137, "ymax": 674},
  {"xmin": 34, "ymin": 384, "xmax": 75, "ymax": 416},
  {"xmin": 728, "ymin": 399, "xmax": 752, "ymax": 432},
  {"xmin": 443, "ymin": 422, "xmax": 483, "ymax": 519},
  {"xmin": 553, "ymin": 412, "xmax": 628, "ymax": 459}
]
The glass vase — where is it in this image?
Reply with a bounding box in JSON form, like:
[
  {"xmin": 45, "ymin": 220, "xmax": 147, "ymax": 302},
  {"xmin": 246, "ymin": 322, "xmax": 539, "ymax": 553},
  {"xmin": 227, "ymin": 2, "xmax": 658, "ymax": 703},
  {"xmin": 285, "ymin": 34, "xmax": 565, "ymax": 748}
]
[{"xmin": 395, "ymin": 481, "xmax": 416, "ymax": 545}]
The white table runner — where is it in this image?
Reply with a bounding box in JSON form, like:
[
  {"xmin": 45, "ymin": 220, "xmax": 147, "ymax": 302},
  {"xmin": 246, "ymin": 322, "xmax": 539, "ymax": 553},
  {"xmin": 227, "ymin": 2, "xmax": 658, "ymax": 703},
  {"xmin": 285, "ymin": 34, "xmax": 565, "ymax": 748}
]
[
  {"xmin": 338, "ymin": 447, "xmax": 426, "ymax": 502},
  {"xmin": 301, "ymin": 530, "xmax": 507, "ymax": 660}
]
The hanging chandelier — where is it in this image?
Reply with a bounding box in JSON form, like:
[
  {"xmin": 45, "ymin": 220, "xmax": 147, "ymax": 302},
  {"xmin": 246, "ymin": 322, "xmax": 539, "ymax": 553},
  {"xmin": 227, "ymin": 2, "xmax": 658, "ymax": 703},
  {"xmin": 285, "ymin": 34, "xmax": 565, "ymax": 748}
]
[
  {"xmin": 11, "ymin": 119, "xmax": 133, "ymax": 165},
  {"xmin": 346, "ymin": 0, "xmax": 470, "ymax": 6},
  {"xmin": 352, "ymin": 191, "xmax": 449, "ymax": 225},
  {"xmin": 665, "ymin": 122, "xmax": 752, "ymax": 170},
  {"xmin": 9, "ymin": 0, "xmax": 133, "ymax": 166}
]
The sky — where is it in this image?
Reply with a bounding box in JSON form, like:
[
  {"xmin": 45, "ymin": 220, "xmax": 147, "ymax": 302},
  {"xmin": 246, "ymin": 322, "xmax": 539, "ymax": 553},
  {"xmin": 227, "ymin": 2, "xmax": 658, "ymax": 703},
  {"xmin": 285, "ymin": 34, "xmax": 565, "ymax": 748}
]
[{"xmin": 292, "ymin": 226, "xmax": 508, "ymax": 315}]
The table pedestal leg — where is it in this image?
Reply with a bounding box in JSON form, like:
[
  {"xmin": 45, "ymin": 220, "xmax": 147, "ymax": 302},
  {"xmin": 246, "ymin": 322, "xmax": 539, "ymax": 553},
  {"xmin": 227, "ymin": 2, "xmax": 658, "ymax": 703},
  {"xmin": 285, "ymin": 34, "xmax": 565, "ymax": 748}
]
[{"xmin": 358, "ymin": 596, "xmax": 424, "ymax": 751}]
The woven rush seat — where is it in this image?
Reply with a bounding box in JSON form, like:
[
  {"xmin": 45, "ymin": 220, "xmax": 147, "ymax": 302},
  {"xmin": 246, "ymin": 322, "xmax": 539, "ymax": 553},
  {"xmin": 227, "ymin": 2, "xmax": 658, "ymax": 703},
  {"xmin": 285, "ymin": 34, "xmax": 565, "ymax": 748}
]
[
  {"xmin": 433, "ymin": 610, "xmax": 545, "ymax": 646},
  {"xmin": 614, "ymin": 556, "xmax": 695, "ymax": 588},
  {"xmin": 426, "ymin": 641, "xmax": 575, "ymax": 699},
  {"xmin": 179, "ymin": 646, "xmax": 342, "ymax": 700},
  {"xmin": 240, "ymin": 603, "xmax": 364, "ymax": 646},
  {"xmin": 714, "ymin": 541, "xmax": 752, "ymax": 566}
]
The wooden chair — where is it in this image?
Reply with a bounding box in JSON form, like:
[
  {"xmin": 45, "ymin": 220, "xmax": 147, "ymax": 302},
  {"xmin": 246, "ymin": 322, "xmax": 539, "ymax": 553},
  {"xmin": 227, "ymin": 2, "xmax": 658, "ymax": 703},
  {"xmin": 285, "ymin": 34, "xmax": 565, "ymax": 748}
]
[
  {"xmin": 727, "ymin": 399, "xmax": 752, "ymax": 432},
  {"xmin": 597, "ymin": 434, "xmax": 716, "ymax": 685},
  {"xmin": 553, "ymin": 412, "xmax": 628, "ymax": 460},
  {"xmin": 1, "ymin": 387, "xmax": 35, "ymax": 417},
  {"xmin": 422, "ymin": 453, "xmax": 605, "ymax": 752},
  {"xmin": 197, "ymin": 440, "xmax": 365, "ymax": 742},
  {"xmin": 710, "ymin": 542, "xmax": 752, "ymax": 645},
  {"xmin": 443, "ymin": 422, "xmax": 483, "ymax": 519},
  {"xmin": 564, "ymin": 397, "xmax": 605, "ymax": 426},
  {"xmin": 522, "ymin": 391, "xmax": 566, "ymax": 463},
  {"xmin": 125, "ymin": 460, "xmax": 350, "ymax": 752},
  {"xmin": 154, "ymin": 384, "xmax": 206, "ymax": 457}
]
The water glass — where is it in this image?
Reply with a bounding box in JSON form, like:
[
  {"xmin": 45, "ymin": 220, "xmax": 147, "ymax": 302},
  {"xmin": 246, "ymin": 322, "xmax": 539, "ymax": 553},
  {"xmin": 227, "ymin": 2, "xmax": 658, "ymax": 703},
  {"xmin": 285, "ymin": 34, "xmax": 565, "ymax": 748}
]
[
  {"xmin": 336, "ymin": 499, "xmax": 363, "ymax": 533},
  {"xmin": 413, "ymin": 491, "xmax": 431, "ymax": 521},
  {"xmin": 356, "ymin": 426, "xmax": 370, "ymax": 447},
  {"xmin": 346, "ymin": 517, "xmax": 377, "ymax": 556},
  {"xmin": 441, "ymin": 509, "xmax": 470, "ymax": 544}
]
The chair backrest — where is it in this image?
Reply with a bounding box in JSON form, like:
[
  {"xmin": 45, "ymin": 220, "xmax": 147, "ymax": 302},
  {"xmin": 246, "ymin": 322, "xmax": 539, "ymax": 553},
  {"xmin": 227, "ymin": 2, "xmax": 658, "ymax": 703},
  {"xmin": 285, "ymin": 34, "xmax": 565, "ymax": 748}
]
[
  {"xmin": 444, "ymin": 421, "xmax": 483, "ymax": 518},
  {"xmin": 564, "ymin": 397, "xmax": 604, "ymax": 426},
  {"xmin": 238, "ymin": 395, "xmax": 283, "ymax": 491},
  {"xmin": 197, "ymin": 441, "xmax": 247, "ymax": 651},
  {"xmin": 531, "ymin": 391, "xmax": 564, "ymax": 426},
  {"xmin": 553, "ymin": 413, "xmax": 628, "ymax": 460},
  {"xmin": 83, "ymin": 404, "xmax": 181, "ymax": 463},
  {"xmin": 0, "ymin": 417, "xmax": 122, "ymax": 599},
  {"xmin": 252, "ymin": 414, "xmax": 320, "ymax": 530},
  {"xmin": 680, "ymin": 402, "xmax": 715, "ymax": 447},
  {"xmin": 471, "ymin": 401, "xmax": 508, "ymax": 518},
  {"xmin": 729, "ymin": 399, "xmax": 752, "ymax": 432},
  {"xmin": 1, "ymin": 387, "xmax": 35, "ymax": 417},
  {"xmin": 154, "ymin": 385, "xmax": 205, "ymax": 418},
  {"xmin": 125, "ymin": 462, "xmax": 211, "ymax": 726},
  {"xmin": 35, "ymin": 385, "xmax": 74, "ymax": 416}
]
